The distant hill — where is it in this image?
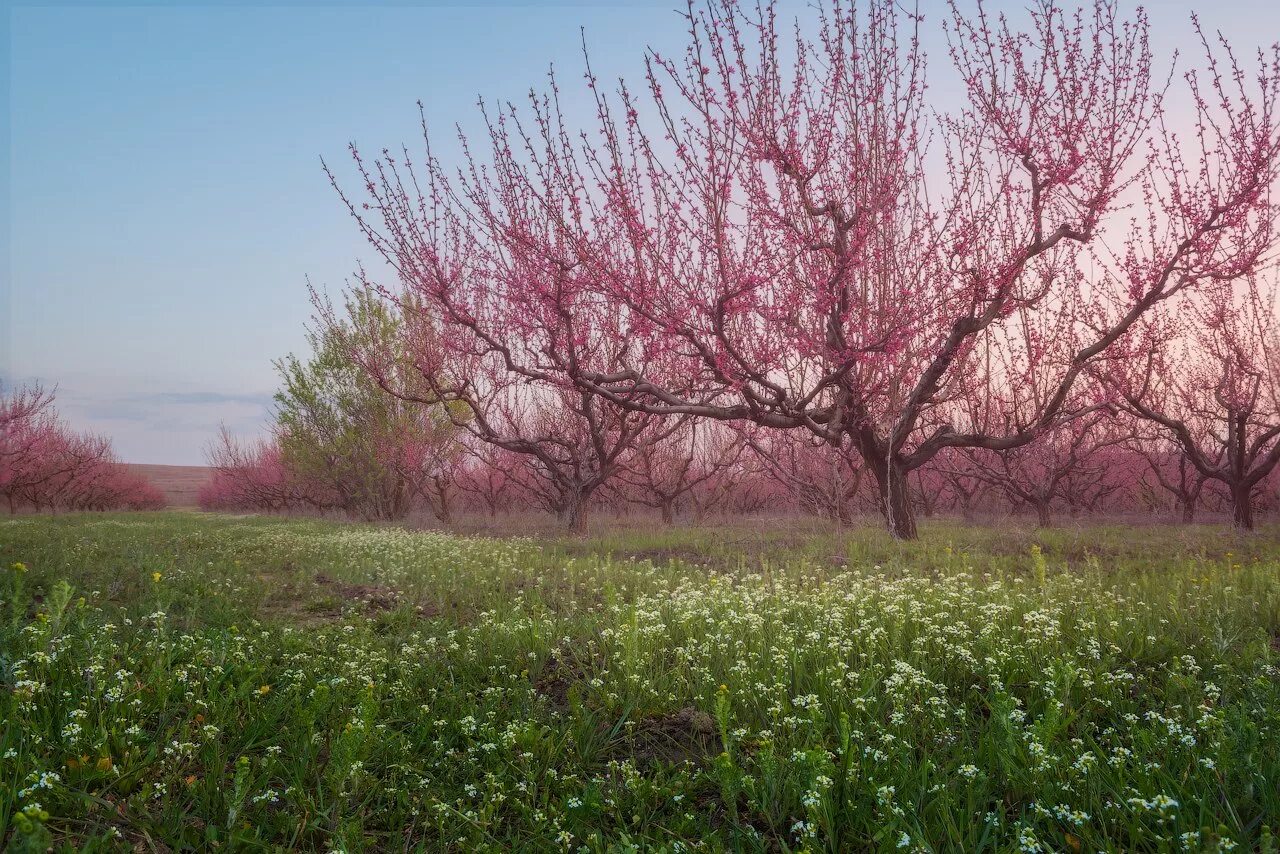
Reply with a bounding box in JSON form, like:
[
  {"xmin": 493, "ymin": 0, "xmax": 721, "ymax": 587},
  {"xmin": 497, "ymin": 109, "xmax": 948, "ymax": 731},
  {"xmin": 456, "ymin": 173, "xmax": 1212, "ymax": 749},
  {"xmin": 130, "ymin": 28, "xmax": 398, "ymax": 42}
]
[{"xmin": 123, "ymin": 464, "xmax": 212, "ymax": 509}]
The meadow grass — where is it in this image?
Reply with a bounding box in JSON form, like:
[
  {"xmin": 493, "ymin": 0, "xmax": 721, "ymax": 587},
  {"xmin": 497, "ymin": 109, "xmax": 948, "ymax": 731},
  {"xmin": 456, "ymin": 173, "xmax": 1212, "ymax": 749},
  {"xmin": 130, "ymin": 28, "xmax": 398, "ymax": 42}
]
[{"xmin": 1, "ymin": 512, "xmax": 1278, "ymax": 851}]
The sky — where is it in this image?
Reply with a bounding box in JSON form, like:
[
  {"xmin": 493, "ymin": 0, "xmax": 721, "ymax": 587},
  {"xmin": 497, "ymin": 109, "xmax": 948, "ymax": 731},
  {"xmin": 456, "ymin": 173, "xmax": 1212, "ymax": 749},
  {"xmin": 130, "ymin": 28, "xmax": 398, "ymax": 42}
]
[{"xmin": 5, "ymin": 0, "xmax": 1279, "ymax": 465}]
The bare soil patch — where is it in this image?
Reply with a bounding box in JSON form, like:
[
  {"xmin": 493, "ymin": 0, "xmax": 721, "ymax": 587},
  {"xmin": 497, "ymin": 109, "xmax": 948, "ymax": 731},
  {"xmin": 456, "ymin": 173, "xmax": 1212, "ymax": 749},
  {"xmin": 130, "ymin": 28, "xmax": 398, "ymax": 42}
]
[
  {"xmin": 123, "ymin": 464, "xmax": 212, "ymax": 508},
  {"xmin": 313, "ymin": 573, "xmax": 401, "ymax": 613},
  {"xmin": 622, "ymin": 707, "xmax": 720, "ymax": 767},
  {"xmin": 533, "ymin": 655, "xmax": 586, "ymax": 710}
]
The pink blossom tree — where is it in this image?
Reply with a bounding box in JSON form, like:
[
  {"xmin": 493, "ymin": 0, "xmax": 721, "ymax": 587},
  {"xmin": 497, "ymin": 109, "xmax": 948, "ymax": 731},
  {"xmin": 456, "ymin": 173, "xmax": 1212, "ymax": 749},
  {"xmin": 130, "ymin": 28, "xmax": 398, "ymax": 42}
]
[
  {"xmin": 617, "ymin": 419, "xmax": 748, "ymax": 524},
  {"xmin": 478, "ymin": 387, "xmax": 669, "ymax": 533},
  {"xmin": 199, "ymin": 427, "xmax": 333, "ymax": 513},
  {"xmin": 1, "ymin": 384, "xmax": 164, "ymax": 513},
  {"xmin": 1110, "ymin": 271, "xmax": 1280, "ymax": 529},
  {"xmin": 959, "ymin": 411, "xmax": 1131, "ymax": 527},
  {"xmin": 331, "ymin": 0, "xmax": 1279, "ymax": 538},
  {"xmin": 743, "ymin": 427, "xmax": 866, "ymax": 524},
  {"xmin": 397, "ymin": 435, "xmax": 466, "ymax": 525},
  {"xmin": 1, "ymin": 384, "xmax": 58, "ymax": 513},
  {"xmin": 454, "ymin": 441, "xmax": 524, "ymax": 519},
  {"xmin": 1126, "ymin": 429, "xmax": 1210, "ymax": 522}
]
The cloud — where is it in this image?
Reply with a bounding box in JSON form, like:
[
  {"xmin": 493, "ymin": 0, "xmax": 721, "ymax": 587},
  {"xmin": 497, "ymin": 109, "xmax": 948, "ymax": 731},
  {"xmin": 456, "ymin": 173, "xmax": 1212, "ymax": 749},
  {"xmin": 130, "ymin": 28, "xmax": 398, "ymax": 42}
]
[
  {"xmin": 68, "ymin": 389, "xmax": 273, "ymax": 426},
  {"xmin": 6, "ymin": 376, "xmax": 277, "ymax": 465},
  {"xmin": 137, "ymin": 390, "xmax": 277, "ymax": 408}
]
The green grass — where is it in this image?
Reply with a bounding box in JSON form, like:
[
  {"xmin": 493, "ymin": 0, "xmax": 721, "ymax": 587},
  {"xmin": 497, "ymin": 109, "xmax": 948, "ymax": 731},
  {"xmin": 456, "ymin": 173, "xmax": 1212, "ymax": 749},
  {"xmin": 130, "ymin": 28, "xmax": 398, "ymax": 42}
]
[{"xmin": 1, "ymin": 512, "xmax": 1279, "ymax": 851}]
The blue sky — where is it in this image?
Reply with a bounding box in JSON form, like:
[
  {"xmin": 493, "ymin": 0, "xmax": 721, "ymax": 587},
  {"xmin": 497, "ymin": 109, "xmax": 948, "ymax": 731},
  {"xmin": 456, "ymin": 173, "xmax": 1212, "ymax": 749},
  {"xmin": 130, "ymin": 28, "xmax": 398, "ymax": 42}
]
[{"xmin": 5, "ymin": 0, "xmax": 1278, "ymax": 464}]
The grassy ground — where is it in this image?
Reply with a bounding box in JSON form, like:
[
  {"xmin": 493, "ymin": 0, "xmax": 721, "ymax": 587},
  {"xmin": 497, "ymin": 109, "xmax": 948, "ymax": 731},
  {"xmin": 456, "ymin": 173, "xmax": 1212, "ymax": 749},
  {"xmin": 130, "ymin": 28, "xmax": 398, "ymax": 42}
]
[{"xmin": 1, "ymin": 512, "xmax": 1278, "ymax": 851}]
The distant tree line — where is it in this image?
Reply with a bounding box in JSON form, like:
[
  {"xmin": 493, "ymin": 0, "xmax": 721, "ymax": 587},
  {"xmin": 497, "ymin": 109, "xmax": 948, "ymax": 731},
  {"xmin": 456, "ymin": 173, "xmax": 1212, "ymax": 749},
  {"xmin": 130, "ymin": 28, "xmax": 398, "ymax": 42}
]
[{"xmin": 0, "ymin": 385, "xmax": 165, "ymax": 513}]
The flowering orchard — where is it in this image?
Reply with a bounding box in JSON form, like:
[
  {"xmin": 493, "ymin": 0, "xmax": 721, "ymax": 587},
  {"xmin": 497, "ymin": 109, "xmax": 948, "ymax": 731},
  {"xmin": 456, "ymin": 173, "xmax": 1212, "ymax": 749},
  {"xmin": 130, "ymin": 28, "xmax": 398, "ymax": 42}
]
[
  {"xmin": 323, "ymin": 0, "xmax": 1280, "ymax": 539},
  {"xmin": 202, "ymin": 394, "xmax": 1280, "ymax": 530},
  {"xmin": 10, "ymin": 0, "xmax": 1280, "ymax": 848}
]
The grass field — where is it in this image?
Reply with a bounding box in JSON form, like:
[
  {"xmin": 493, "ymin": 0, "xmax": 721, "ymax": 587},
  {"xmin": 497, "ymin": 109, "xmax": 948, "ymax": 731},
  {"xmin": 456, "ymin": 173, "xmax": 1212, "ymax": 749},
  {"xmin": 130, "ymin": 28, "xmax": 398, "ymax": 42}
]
[{"xmin": 1, "ymin": 513, "xmax": 1279, "ymax": 851}]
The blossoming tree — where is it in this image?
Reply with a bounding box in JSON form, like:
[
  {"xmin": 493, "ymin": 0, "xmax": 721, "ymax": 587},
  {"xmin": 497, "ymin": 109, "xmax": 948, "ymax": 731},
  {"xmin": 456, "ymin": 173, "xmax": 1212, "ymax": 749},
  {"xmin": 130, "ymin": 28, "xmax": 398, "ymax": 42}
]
[
  {"xmin": 1, "ymin": 384, "xmax": 164, "ymax": 513},
  {"xmin": 1110, "ymin": 271, "xmax": 1280, "ymax": 529},
  {"xmin": 333, "ymin": 0, "xmax": 1280, "ymax": 537}
]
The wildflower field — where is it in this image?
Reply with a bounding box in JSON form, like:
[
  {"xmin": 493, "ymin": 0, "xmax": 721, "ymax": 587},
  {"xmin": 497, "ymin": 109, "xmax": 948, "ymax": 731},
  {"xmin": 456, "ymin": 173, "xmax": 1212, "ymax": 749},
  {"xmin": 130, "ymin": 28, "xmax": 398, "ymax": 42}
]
[{"xmin": 1, "ymin": 514, "xmax": 1279, "ymax": 852}]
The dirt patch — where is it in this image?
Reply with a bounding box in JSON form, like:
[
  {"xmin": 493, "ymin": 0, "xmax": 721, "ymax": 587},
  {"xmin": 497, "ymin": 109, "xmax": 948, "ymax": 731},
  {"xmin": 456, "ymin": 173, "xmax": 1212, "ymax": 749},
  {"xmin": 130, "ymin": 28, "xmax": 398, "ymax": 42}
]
[
  {"xmin": 533, "ymin": 656, "xmax": 585, "ymax": 710},
  {"xmin": 259, "ymin": 572, "xmax": 441, "ymax": 625},
  {"xmin": 530, "ymin": 655, "xmax": 720, "ymax": 766},
  {"xmin": 614, "ymin": 707, "xmax": 720, "ymax": 767},
  {"xmin": 122, "ymin": 463, "xmax": 212, "ymax": 509},
  {"xmin": 259, "ymin": 582, "xmax": 342, "ymax": 626},
  {"xmin": 314, "ymin": 573, "xmax": 399, "ymax": 613},
  {"xmin": 695, "ymin": 789, "xmax": 778, "ymax": 841}
]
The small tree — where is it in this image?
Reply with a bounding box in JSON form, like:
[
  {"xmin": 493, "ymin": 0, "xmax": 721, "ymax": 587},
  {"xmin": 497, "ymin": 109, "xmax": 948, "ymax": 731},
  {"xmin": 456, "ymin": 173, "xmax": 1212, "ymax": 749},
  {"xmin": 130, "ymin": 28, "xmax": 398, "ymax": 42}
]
[
  {"xmin": 456, "ymin": 385, "xmax": 662, "ymax": 534},
  {"xmin": 454, "ymin": 441, "xmax": 522, "ymax": 518},
  {"xmin": 201, "ymin": 428, "xmax": 301, "ymax": 512},
  {"xmin": 743, "ymin": 427, "xmax": 865, "ymax": 524},
  {"xmin": 959, "ymin": 411, "xmax": 1130, "ymax": 527},
  {"xmin": 276, "ymin": 292, "xmax": 457, "ymax": 521},
  {"xmin": 1126, "ymin": 430, "xmax": 1208, "ymax": 522},
  {"xmin": 927, "ymin": 452, "xmax": 991, "ymax": 523}
]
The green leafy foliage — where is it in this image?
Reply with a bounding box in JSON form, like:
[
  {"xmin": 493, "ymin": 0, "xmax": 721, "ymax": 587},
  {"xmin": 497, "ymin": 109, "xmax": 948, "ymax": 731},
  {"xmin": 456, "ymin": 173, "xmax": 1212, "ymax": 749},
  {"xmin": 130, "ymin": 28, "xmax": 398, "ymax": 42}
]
[{"xmin": 273, "ymin": 291, "xmax": 456, "ymax": 520}]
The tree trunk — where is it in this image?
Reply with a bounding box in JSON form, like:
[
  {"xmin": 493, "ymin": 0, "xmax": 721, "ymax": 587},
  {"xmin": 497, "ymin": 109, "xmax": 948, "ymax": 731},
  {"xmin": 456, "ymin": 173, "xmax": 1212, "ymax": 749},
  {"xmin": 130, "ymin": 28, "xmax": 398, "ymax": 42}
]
[
  {"xmin": 433, "ymin": 495, "xmax": 453, "ymax": 525},
  {"xmin": 1231, "ymin": 485, "xmax": 1254, "ymax": 530},
  {"xmin": 868, "ymin": 460, "xmax": 917, "ymax": 539},
  {"xmin": 659, "ymin": 499, "xmax": 675, "ymax": 525},
  {"xmin": 917, "ymin": 478, "xmax": 936, "ymax": 519},
  {"xmin": 1180, "ymin": 500, "xmax": 1196, "ymax": 524},
  {"xmin": 1034, "ymin": 500, "xmax": 1053, "ymax": 528},
  {"xmin": 567, "ymin": 498, "xmax": 589, "ymax": 536}
]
